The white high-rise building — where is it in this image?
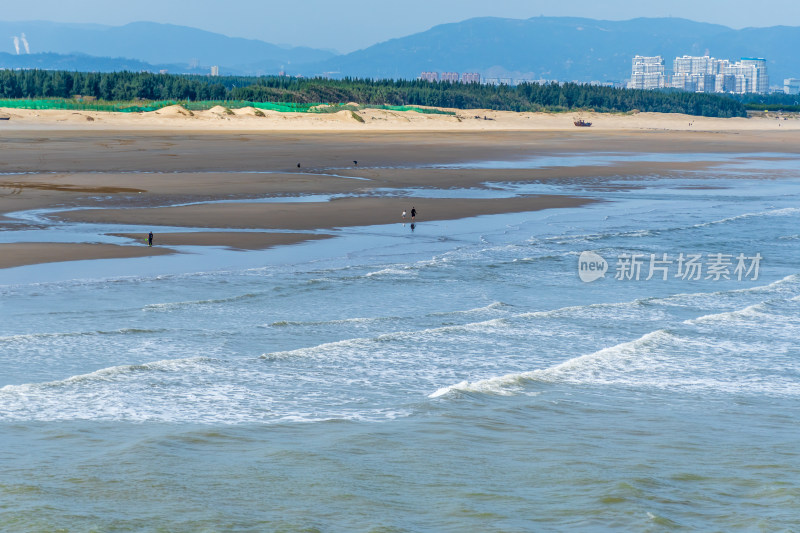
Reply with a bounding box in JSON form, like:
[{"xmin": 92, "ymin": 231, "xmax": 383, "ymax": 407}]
[
  {"xmin": 739, "ymin": 58, "xmax": 769, "ymax": 94},
  {"xmin": 673, "ymin": 55, "xmax": 718, "ymax": 75},
  {"xmin": 665, "ymin": 54, "xmax": 768, "ymax": 94},
  {"xmin": 628, "ymin": 56, "xmax": 666, "ymax": 90},
  {"xmin": 671, "ymin": 72, "xmax": 696, "ymax": 92},
  {"xmin": 672, "ymin": 55, "xmax": 730, "ymax": 93},
  {"xmin": 785, "ymin": 78, "xmax": 800, "ymax": 95},
  {"xmin": 719, "ymin": 59, "xmax": 768, "ymax": 94}
]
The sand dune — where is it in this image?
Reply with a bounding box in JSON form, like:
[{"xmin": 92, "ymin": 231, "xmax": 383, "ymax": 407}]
[{"xmin": 1, "ymin": 106, "xmax": 797, "ymax": 132}]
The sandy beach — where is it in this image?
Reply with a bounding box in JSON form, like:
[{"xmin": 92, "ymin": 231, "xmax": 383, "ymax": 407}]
[
  {"xmin": 2, "ymin": 105, "xmax": 799, "ymax": 132},
  {"xmin": 2, "ymin": 107, "xmax": 799, "ymax": 269}
]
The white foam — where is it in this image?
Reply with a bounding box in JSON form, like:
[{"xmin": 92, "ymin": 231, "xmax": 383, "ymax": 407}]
[
  {"xmin": 690, "ymin": 302, "xmax": 767, "ymax": 323},
  {"xmin": 263, "ymin": 271, "xmax": 799, "ymax": 367},
  {"xmin": 0, "ymin": 356, "xmax": 302, "ymax": 423},
  {"xmin": 430, "ymin": 291, "xmax": 800, "ymax": 399},
  {"xmin": 0, "ymin": 331, "xmax": 83, "ymax": 343},
  {"xmin": 543, "ymin": 207, "xmax": 800, "ymax": 245},
  {"xmin": 365, "ymin": 267, "xmax": 415, "ymax": 277},
  {"xmin": 427, "ymin": 301, "xmax": 510, "ymax": 317},
  {"xmin": 142, "ymin": 293, "xmax": 259, "ymax": 311},
  {"xmin": 430, "ymin": 329, "xmax": 674, "ymax": 398},
  {"xmin": 266, "ymin": 315, "xmax": 399, "ymax": 328},
  {"xmin": 0, "ymin": 327, "xmax": 168, "ymax": 343},
  {"xmin": 261, "ymin": 314, "xmax": 515, "ymax": 361},
  {"xmin": 260, "ymin": 336, "xmax": 375, "ymax": 360},
  {"xmin": 689, "ymin": 207, "xmax": 800, "ymax": 230},
  {"xmin": 0, "ymin": 356, "xmax": 213, "ymax": 394},
  {"xmin": 0, "ymin": 354, "xmax": 417, "ymax": 423},
  {"xmin": 624, "ymin": 273, "xmax": 798, "ymax": 309},
  {"xmin": 516, "ymin": 299, "xmax": 646, "ymax": 321}
]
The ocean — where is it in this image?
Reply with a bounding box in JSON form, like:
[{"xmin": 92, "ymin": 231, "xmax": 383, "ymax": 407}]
[{"xmin": 1, "ymin": 152, "xmax": 799, "ymax": 531}]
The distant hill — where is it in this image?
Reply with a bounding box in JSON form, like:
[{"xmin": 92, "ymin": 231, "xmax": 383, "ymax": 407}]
[
  {"xmin": 1, "ymin": 17, "xmax": 798, "ymax": 83},
  {"xmin": 300, "ymin": 16, "xmax": 800, "ymax": 84},
  {"xmin": 0, "ymin": 52, "xmax": 192, "ymax": 75},
  {"xmin": 0, "ymin": 20, "xmax": 336, "ymax": 74}
]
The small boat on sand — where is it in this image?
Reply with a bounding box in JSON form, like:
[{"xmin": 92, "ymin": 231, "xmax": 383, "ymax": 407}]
[{"xmin": 573, "ymin": 118, "xmax": 591, "ymax": 127}]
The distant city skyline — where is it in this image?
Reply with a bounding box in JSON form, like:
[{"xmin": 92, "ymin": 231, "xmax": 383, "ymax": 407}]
[{"xmin": 1, "ymin": 0, "xmax": 799, "ymax": 53}]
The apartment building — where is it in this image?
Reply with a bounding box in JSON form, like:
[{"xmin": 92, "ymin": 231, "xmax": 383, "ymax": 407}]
[
  {"xmin": 419, "ymin": 72, "xmax": 484, "ymax": 84},
  {"xmin": 739, "ymin": 58, "xmax": 769, "ymax": 93},
  {"xmin": 627, "ymin": 56, "xmax": 666, "ymax": 90},
  {"xmin": 638, "ymin": 54, "xmax": 769, "ymax": 94}
]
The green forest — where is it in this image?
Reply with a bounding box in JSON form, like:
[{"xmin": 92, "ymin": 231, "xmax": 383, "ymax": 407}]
[
  {"xmin": 729, "ymin": 92, "xmax": 800, "ymax": 112},
  {"xmin": 0, "ymin": 69, "xmax": 748, "ymax": 117}
]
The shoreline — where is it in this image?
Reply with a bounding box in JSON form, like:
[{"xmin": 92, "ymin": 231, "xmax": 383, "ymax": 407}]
[
  {"xmin": 2, "ymin": 123, "xmax": 798, "ymax": 270},
  {"xmin": 0, "ymin": 196, "xmax": 596, "ymax": 270}
]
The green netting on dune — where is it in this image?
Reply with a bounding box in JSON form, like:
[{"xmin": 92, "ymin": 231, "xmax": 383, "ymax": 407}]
[
  {"xmin": 0, "ymin": 98, "xmax": 177, "ymax": 112},
  {"xmin": 364, "ymin": 104, "xmax": 455, "ymax": 115},
  {"xmin": 0, "ymin": 98, "xmax": 328, "ymax": 113},
  {"xmin": 0, "ymin": 98, "xmax": 455, "ymax": 115},
  {"xmin": 181, "ymin": 101, "xmax": 323, "ymax": 112},
  {"xmin": 252, "ymin": 102, "xmax": 322, "ymax": 112}
]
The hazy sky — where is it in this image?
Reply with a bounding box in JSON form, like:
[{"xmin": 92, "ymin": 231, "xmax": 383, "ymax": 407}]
[{"xmin": 3, "ymin": 0, "xmax": 799, "ymax": 53}]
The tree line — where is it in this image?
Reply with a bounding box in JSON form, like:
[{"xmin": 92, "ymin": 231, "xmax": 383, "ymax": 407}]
[
  {"xmin": 0, "ymin": 69, "xmax": 747, "ymax": 117},
  {"xmin": 728, "ymin": 92, "xmax": 800, "ymax": 113}
]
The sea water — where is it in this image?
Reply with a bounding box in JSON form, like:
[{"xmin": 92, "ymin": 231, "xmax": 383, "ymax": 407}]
[{"xmin": 1, "ymin": 156, "xmax": 799, "ymax": 531}]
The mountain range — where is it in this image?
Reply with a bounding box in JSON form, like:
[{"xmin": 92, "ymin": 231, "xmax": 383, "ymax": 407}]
[
  {"xmin": 1, "ymin": 17, "xmax": 799, "ymax": 84},
  {"xmin": 0, "ymin": 21, "xmax": 335, "ymax": 75}
]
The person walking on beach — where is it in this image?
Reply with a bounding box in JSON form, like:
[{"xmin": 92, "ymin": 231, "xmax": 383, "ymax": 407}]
[
  {"xmin": 148, "ymin": 231, "xmax": 153, "ymax": 247},
  {"xmin": 411, "ymin": 207, "xmax": 416, "ymax": 222},
  {"xmin": 402, "ymin": 209, "xmax": 407, "ymax": 220}
]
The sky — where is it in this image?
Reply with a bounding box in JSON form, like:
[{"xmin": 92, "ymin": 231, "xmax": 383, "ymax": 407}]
[{"xmin": 2, "ymin": 0, "xmax": 799, "ymax": 53}]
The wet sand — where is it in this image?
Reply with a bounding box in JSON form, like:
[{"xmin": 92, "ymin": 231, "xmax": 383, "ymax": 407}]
[
  {"xmin": 0, "ymin": 242, "xmax": 173, "ymax": 270},
  {"xmin": 1, "ymin": 127, "xmax": 798, "ymax": 269},
  {"xmin": 63, "ymin": 196, "xmax": 594, "ymax": 231},
  {"xmin": 111, "ymin": 232, "xmax": 334, "ymax": 250}
]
